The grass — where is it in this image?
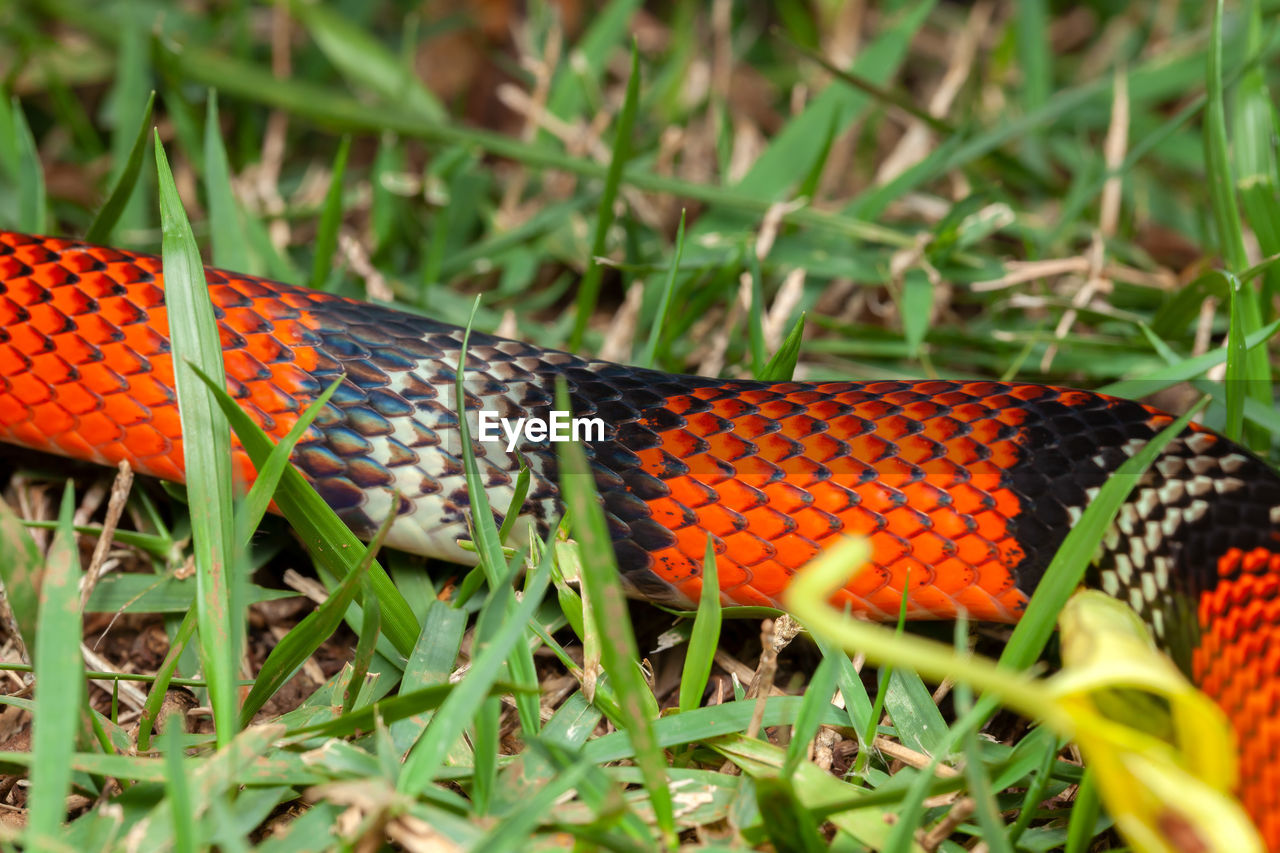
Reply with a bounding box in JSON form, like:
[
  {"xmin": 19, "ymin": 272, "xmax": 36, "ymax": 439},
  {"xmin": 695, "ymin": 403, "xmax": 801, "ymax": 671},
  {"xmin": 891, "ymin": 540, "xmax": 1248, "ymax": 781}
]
[{"xmin": 0, "ymin": 1, "xmax": 1278, "ymax": 850}]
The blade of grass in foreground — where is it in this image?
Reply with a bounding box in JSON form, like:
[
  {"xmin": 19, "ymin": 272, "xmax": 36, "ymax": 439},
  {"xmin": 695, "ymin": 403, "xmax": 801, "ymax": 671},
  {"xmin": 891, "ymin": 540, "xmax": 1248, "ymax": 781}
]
[
  {"xmin": 555, "ymin": 377, "xmax": 676, "ymax": 848},
  {"xmin": 25, "ymin": 484, "xmax": 82, "ymax": 848},
  {"xmin": 239, "ymin": 505, "xmax": 396, "ymax": 727},
  {"xmin": 449, "ymin": 296, "xmax": 541, "ymax": 736},
  {"xmin": 156, "ymin": 133, "xmax": 240, "ymax": 747},
  {"xmin": 203, "ymin": 373, "xmax": 420, "ymax": 657}
]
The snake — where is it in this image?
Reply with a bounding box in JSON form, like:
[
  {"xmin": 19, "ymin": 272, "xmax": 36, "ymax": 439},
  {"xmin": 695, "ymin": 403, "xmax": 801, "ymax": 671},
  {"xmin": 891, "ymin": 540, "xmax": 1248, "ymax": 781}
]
[{"xmin": 0, "ymin": 228, "xmax": 1277, "ymax": 844}]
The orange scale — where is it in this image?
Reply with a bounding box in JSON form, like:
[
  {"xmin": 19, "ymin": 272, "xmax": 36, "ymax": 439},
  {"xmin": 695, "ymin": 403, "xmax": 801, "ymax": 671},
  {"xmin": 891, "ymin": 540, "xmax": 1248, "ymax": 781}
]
[
  {"xmin": 708, "ymin": 559, "xmax": 752, "ymax": 593},
  {"xmin": 119, "ymin": 322, "xmax": 170, "ymax": 359},
  {"xmin": 706, "ymin": 432, "xmax": 754, "ymax": 462},
  {"xmin": 920, "ymin": 416, "xmax": 964, "ymax": 442},
  {"xmin": 48, "ymin": 286, "xmax": 97, "ymax": 319},
  {"xmin": 897, "ymin": 434, "xmax": 945, "ymax": 466},
  {"xmin": 51, "ymin": 429, "xmax": 97, "ymax": 461},
  {"xmin": 124, "ymin": 374, "xmax": 175, "ymax": 408},
  {"xmin": 851, "ymin": 480, "xmax": 899, "ymax": 515},
  {"xmin": 761, "ymin": 480, "xmax": 811, "ymax": 514},
  {"xmin": 708, "ymin": 397, "xmax": 754, "ymax": 419},
  {"xmin": 967, "ymin": 419, "xmax": 1013, "ymax": 445},
  {"xmin": 791, "ymin": 506, "xmax": 841, "ymax": 542},
  {"xmin": 807, "ymin": 480, "xmax": 856, "ymax": 515},
  {"xmin": 659, "ymin": 428, "xmax": 706, "ymax": 459},
  {"xmin": 899, "ymin": 399, "xmax": 946, "ymax": 421},
  {"xmin": 728, "ymin": 414, "xmax": 775, "ymax": 439},
  {"xmin": 954, "ymin": 534, "xmax": 998, "ymax": 567},
  {"xmin": 29, "ymin": 351, "xmax": 75, "ymax": 385},
  {"xmin": 149, "ymin": 405, "xmax": 183, "ymax": 441},
  {"xmin": 865, "ymin": 529, "xmax": 908, "ymax": 567},
  {"xmin": 55, "ymin": 381, "xmax": 102, "ymax": 414},
  {"xmin": 899, "ymin": 480, "xmax": 943, "ymax": 512},
  {"xmin": 973, "ymin": 558, "xmax": 1019, "ymax": 597},
  {"xmin": 8, "ymin": 372, "xmax": 52, "ymax": 406},
  {"xmin": 899, "ymin": 583, "xmax": 961, "ymax": 619},
  {"xmin": 927, "ymin": 506, "xmax": 971, "ymax": 541},
  {"xmin": 928, "ymin": 557, "xmax": 976, "ymax": 594},
  {"xmin": 733, "ymin": 454, "xmax": 781, "ymax": 481},
  {"xmin": 30, "ymin": 402, "xmax": 74, "ymax": 435},
  {"xmin": 882, "ymin": 505, "xmax": 929, "ymax": 539},
  {"xmin": 741, "ymin": 505, "xmax": 797, "ymax": 541},
  {"xmin": 224, "ymin": 349, "xmax": 270, "ymax": 384},
  {"xmin": 76, "ymin": 410, "xmax": 125, "ymax": 444},
  {"xmin": 799, "ymin": 432, "xmax": 845, "ymax": 463},
  {"xmin": 823, "ymin": 453, "xmax": 874, "ymax": 480},
  {"xmin": 0, "ymin": 393, "xmax": 26, "ymax": 426},
  {"xmin": 244, "ymin": 333, "xmax": 290, "ymax": 366},
  {"xmin": 7, "ymin": 419, "xmax": 50, "ymax": 450},
  {"xmin": 726, "ymin": 581, "xmax": 779, "ymax": 609},
  {"xmin": 122, "ymin": 425, "xmax": 171, "ymax": 460},
  {"xmin": 743, "ymin": 558, "xmax": 793, "ymax": 598},
  {"xmin": 634, "ymin": 445, "xmax": 668, "ymax": 475},
  {"xmin": 770, "ymin": 531, "xmax": 821, "ymax": 570},
  {"xmin": 9, "ymin": 324, "xmax": 53, "ymax": 356},
  {"xmin": 773, "ymin": 452, "xmax": 821, "ymax": 483},
  {"xmin": 752, "ymin": 431, "xmax": 800, "ymax": 461},
  {"xmin": 95, "ymin": 297, "xmax": 146, "ymax": 328},
  {"xmin": 947, "ymin": 482, "xmax": 994, "ymax": 515},
  {"xmin": 695, "ymin": 502, "xmax": 748, "ymax": 537},
  {"xmin": 720, "ymin": 530, "xmax": 775, "ymax": 568},
  {"xmin": 101, "ymin": 392, "xmax": 150, "ymax": 428},
  {"xmin": 847, "ymin": 433, "xmax": 894, "ymax": 466},
  {"xmin": 24, "ymin": 303, "xmax": 71, "ymax": 337},
  {"xmin": 664, "ymin": 477, "xmax": 714, "ymax": 512},
  {"xmin": 674, "ymin": 524, "xmax": 722, "ymax": 561},
  {"xmin": 907, "ymin": 530, "xmax": 952, "ymax": 565},
  {"xmin": 146, "ymin": 453, "xmax": 185, "ymax": 483}
]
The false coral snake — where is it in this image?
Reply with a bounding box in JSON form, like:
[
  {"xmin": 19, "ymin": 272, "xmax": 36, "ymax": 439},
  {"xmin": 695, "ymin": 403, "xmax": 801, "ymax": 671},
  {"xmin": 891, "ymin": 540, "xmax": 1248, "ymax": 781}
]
[{"xmin": 0, "ymin": 229, "xmax": 1277, "ymax": 843}]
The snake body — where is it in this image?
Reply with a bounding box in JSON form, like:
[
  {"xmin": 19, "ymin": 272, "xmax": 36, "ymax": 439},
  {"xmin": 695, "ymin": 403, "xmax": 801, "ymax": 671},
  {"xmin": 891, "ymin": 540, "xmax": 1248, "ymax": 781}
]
[{"xmin": 0, "ymin": 229, "xmax": 1278, "ymax": 843}]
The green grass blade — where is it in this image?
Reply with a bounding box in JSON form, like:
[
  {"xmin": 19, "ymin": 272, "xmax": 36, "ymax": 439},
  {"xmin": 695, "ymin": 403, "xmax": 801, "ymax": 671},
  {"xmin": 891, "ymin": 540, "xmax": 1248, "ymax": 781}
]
[
  {"xmin": 202, "ymin": 374, "xmax": 420, "ymax": 657},
  {"xmin": 309, "ymin": 135, "xmax": 351, "ymax": 291},
  {"xmin": 163, "ymin": 721, "xmax": 196, "ymax": 853},
  {"xmin": 290, "ymin": 0, "xmax": 444, "ymax": 121},
  {"xmin": 203, "ymin": 89, "xmax": 251, "ymax": 273},
  {"xmin": 783, "ymin": 653, "xmax": 836, "ymax": 779},
  {"xmin": 555, "ymin": 377, "xmax": 676, "ymax": 847},
  {"xmin": 757, "ymin": 313, "xmax": 806, "ymax": 382},
  {"xmin": 451, "ymin": 296, "xmax": 542, "ymax": 737},
  {"xmin": 1204, "ymin": 0, "xmax": 1247, "ymax": 273},
  {"xmin": 343, "ymin": 575, "xmax": 381, "ymax": 717},
  {"xmin": 137, "ymin": 609, "xmax": 198, "ymax": 751},
  {"xmin": 0, "ymin": 499, "xmax": 43, "ymax": 653},
  {"xmin": 397, "ymin": 547, "xmax": 552, "ymax": 793},
  {"xmin": 1225, "ymin": 272, "xmax": 1248, "ymax": 441},
  {"xmin": 156, "ymin": 133, "xmax": 240, "ymax": 746},
  {"xmin": 12, "ymin": 98, "xmax": 46, "ymax": 234},
  {"xmin": 218, "ymin": 372, "xmax": 343, "ymax": 550},
  {"xmin": 84, "ymin": 90, "xmax": 155, "ymax": 244},
  {"xmin": 569, "ymin": 42, "xmax": 642, "ymax": 351},
  {"xmin": 639, "ymin": 208, "xmax": 686, "ymax": 369},
  {"xmin": 678, "ymin": 533, "xmax": 721, "ymax": 714},
  {"xmin": 25, "ymin": 483, "xmax": 82, "ymax": 847},
  {"xmin": 240, "ymin": 506, "xmax": 394, "ymax": 727}
]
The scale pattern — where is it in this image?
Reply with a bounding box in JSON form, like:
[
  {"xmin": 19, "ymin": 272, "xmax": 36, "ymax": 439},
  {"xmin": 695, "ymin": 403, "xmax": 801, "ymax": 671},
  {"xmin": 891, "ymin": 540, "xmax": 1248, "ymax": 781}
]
[{"xmin": 1, "ymin": 230, "xmax": 1280, "ymax": 846}]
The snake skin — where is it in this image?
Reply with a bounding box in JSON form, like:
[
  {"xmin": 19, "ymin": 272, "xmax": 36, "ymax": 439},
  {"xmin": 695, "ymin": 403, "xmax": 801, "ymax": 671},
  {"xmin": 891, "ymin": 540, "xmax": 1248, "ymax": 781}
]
[{"xmin": 1, "ymin": 230, "xmax": 1279, "ymax": 844}]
